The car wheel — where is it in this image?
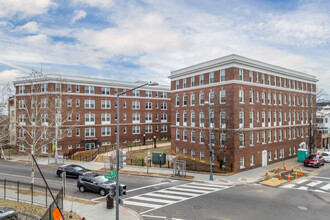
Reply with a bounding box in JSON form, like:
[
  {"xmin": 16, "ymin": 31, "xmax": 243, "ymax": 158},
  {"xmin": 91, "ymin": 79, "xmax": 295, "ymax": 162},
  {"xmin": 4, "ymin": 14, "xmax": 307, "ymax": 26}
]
[
  {"xmin": 304, "ymin": 164, "xmax": 307, "ymax": 167},
  {"xmin": 100, "ymin": 189, "xmax": 106, "ymax": 196},
  {"xmin": 79, "ymin": 186, "xmax": 85, "ymax": 193},
  {"xmin": 317, "ymin": 164, "xmax": 320, "ymax": 168}
]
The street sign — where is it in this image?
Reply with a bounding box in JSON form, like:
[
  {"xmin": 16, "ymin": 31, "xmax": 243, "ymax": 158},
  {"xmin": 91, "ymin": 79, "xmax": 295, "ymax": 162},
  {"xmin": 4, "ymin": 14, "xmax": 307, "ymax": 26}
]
[
  {"xmin": 52, "ymin": 208, "xmax": 63, "ymax": 220},
  {"xmin": 105, "ymin": 171, "xmax": 117, "ymax": 181}
]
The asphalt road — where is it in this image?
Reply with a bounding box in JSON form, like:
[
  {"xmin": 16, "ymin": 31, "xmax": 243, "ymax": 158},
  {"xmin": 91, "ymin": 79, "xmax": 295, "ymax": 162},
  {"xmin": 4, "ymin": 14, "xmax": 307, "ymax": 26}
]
[{"xmin": 0, "ymin": 160, "xmax": 186, "ymax": 201}]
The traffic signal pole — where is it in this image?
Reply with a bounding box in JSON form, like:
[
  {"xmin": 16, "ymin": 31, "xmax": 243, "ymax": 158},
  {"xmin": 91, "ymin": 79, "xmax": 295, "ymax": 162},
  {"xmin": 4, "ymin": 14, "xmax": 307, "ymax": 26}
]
[{"xmin": 116, "ymin": 93, "xmax": 120, "ymax": 220}]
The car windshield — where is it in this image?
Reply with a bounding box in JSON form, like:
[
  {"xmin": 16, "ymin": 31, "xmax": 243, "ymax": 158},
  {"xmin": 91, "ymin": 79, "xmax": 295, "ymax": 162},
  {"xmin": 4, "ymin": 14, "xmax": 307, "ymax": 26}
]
[
  {"xmin": 73, "ymin": 166, "xmax": 84, "ymax": 171},
  {"xmin": 94, "ymin": 176, "xmax": 110, "ymax": 184},
  {"xmin": 307, "ymin": 156, "xmax": 318, "ymax": 160}
]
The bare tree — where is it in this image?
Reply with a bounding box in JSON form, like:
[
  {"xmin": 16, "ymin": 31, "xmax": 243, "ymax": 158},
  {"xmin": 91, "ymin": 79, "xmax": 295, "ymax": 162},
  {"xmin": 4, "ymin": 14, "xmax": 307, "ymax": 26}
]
[
  {"xmin": 15, "ymin": 71, "xmax": 79, "ymax": 184},
  {"xmin": 316, "ymin": 88, "xmax": 329, "ymax": 102},
  {"xmin": 307, "ymin": 91, "xmax": 317, "ymax": 154}
]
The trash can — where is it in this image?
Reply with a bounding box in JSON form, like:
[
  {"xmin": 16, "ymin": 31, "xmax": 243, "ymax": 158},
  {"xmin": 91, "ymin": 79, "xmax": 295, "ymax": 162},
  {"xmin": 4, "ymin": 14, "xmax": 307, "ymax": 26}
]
[
  {"xmin": 298, "ymin": 149, "xmax": 309, "ymax": 162},
  {"xmin": 106, "ymin": 194, "xmax": 114, "ymax": 209}
]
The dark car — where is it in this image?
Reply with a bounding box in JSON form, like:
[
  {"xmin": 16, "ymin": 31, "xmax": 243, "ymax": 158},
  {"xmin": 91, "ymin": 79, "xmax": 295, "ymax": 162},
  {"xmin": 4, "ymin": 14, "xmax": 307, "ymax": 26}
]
[
  {"xmin": 56, "ymin": 164, "xmax": 92, "ymax": 178},
  {"xmin": 304, "ymin": 154, "xmax": 325, "ymax": 168},
  {"xmin": 77, "ymin": 174, "xmax": 114, "ymax": 196},
  {"xmin": 0, "ymin": 207, "xmax": 18, "ymax": 220}
]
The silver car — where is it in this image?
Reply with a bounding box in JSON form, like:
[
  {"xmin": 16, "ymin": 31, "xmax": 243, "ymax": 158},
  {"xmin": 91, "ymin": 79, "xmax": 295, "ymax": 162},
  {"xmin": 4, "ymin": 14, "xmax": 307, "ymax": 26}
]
[{"xmin": 321, "ymin": 152, "xmax": 330, "ymax": 162}]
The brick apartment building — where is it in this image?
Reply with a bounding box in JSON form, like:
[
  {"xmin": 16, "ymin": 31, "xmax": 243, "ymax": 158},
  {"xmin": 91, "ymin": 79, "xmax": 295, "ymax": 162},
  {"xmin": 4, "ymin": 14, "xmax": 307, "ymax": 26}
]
[
  {"xmin": 169, "ymin": 54, "xmax": 317, "ymax": 171},
  {"xmin": 10, "ymin": 74, "xmax": 170, "ymax": 155}
]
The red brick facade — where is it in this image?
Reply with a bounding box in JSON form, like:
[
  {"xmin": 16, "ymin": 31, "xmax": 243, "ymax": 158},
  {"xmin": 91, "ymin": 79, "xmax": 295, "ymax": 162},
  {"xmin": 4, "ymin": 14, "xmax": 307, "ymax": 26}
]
[{"xmin": 169, "ymin": 55, "xmax": 317, "ymax": 172}]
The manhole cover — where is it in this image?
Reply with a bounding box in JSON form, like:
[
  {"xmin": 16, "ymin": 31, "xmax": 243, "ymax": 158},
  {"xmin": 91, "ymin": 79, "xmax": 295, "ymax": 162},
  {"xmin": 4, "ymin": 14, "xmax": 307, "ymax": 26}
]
[
  {"xmin": 193, "ymin": 205, "xmax": 201, "ymax": 209},
  {"xmin": 298, "ymin": 206, "xmax": 307, "ymax": 211}
]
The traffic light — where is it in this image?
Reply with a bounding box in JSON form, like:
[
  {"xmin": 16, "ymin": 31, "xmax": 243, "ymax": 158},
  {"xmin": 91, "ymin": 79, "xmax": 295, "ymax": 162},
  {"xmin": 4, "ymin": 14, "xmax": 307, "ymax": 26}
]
[
  {"xmin": 119, "ymin": 150, "xmax": 127, "ymax": 169},
  {"xmin": 210, "ymin": 150, "xmax": 215, "ymax": 162},
  {"xmin": 119, "ymin": 184, "xmax": 126, "ymax": 196},
  {"xmin": 109, "ymin": 183, "xmax": 116, "ymax": 198}
]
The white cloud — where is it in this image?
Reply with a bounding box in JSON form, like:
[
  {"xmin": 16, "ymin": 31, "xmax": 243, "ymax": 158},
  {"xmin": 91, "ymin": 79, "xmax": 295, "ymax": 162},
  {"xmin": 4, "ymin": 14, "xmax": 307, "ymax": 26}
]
[
  {"xmin": 0, "ymin": 0, "xmax": 57, "ymax": 18},
  {"xmin": 71, "ymin": 10, "xmax": 87, "ymax": 24},
  {"xmin": 16, "ymin": 21, "xmax": 39, "ymax": 33},
  {"xmin": 0, "ymin": 69, "xmax": 24, "ymax": 83},
  {"xmin": 73, "ymin": 0, "xmax": 114, "ymax": 9}
]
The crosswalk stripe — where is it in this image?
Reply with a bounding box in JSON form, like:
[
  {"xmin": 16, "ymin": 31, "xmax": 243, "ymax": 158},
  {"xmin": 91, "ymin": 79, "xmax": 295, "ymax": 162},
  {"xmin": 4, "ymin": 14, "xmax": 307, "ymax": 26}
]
[
  {"xmin": 294, "ymin": 179, "xmax": 309, "ymax": 184},
  {"xmin": 306, "ymin": 181, "xmax": 323, "ymax": 187},
  {"xmin": 170, "ymin": 187, "xmax": 210, "ymax": 193},
  {"xmin": 123, "ymin": 201, "xmax": 160, "ymax": 208},
  {"xmin": 297, "ymin": 186, "xmax": 308, "ymax": 190},
  {"xmin": 131, "ymin": 196, "xmax": 174, "ymax": 204},
  {"xmin": 190, "ymin": 182, "xmax": 227, "ymax": 188},
  {"xmin": 158, "ymin": 190, "xmax": 198, "ymax": 197},
  {"xmin": 282, "ymin": 184, "xmax": 295, "ymax": 188},
  {"xmin": 320, "ymin": 183, "xmax": 330, "ymax": 191},
  {"xmin": 146, "ymin": 193, "xmax": 187, "ymax": 200},
  {"xmin": 181, "ymin": 184, "xmax": 219, "ymax": 191}
]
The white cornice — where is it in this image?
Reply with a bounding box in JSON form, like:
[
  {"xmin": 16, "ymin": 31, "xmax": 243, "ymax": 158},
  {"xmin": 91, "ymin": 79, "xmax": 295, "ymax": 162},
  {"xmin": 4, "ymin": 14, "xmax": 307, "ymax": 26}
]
[
  {"xmin": 14, "ymin": 74, "xmax": 170, "ymax": 91},
  {"xmin": 169, "ymin": 54, "xmax": 317, "ymax": 82}
]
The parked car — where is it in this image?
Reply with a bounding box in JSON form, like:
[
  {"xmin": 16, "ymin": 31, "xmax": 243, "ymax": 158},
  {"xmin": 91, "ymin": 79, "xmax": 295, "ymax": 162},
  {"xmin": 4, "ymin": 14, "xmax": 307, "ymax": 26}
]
[
  {"xmin": 56, "ymin": 164, "xmax": 93, "ymax": 178},
  {"xmin": 77, "ymin": 173, "xmax": 114, "ymax": 196},
  {"xmin": 304, "ymin": 154, "xmax": 325, "ymax": 168},
  {"xmin": 0, "ymin": 207, "xmax": 17, "ymax": 220},
  {"xmin": 321, "ymin": 152, "xmax": 330, "ymax": 162}
]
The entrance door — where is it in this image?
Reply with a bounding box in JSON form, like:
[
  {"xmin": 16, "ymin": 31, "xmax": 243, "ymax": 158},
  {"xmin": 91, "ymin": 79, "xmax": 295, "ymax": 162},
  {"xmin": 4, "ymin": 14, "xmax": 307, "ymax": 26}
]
[
  {"xmin": 262, "ymin": 150, "xmax": 267, "ymax": 166},
  {"xmin": 85, "ymin": 143, "xmax": 95, "ymax": 150}
]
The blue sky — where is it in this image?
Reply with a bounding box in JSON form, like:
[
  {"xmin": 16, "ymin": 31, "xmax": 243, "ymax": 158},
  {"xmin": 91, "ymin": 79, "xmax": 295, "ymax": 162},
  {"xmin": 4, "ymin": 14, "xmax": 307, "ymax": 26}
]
[{"xmin": 0, "ymin": 0, "xmax": 329, "ymax": 93}]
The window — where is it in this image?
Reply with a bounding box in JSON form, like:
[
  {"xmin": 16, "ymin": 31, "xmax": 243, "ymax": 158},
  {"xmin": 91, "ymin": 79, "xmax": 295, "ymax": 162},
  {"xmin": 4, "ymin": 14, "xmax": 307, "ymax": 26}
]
[
  {"xmin": 273, "ymin": 94, "xmax": 277, "ymax": 105},
  {"xmin": 182, "ymin": 78, "xmax": 187, "ymax": 89},
  {"xmin": 85, "ymin": 113, "xmax": 95, "ymax": 125},
  {"xmin": 249, "ymin": 71, "xmax": 253, "ymax": 82},
  {"xmin": 279, "ymin": 130, "xmax": 282, "ymax": 141},
  {"xmin": 41, "ymin": 114, "xmax": 48, "ymax": 124},
  {"xmin": 183, "ymin": 130, "xmax": 187, "ymax": 141},
  {"xmin": 239, "ymin": 90, "xmax": 244, "ymax": 103},
  {"xmin": 262, "ymin": 74, "xmax": 265, "ymax": 84},
  {"xmin": 55, "ymin": 98, "xmax": 61, "ymax": 108},
  {"xmin": 268, "ymin": 75, "xmax": 271, "ymax": 85},
  {"xmin": 76, "ymin": 113, "xmax": 80, "ymax": 121},
  {"xmin": 211, "ymin": 133, "xmax": 215, "ymax": 145},
  {"xmin": 160, "ymin": 92, "xmax": 167, "ymax": 98},
  {"xmin": 256, "ymin": 92, "xmax": 259, "ymax": 102},
  {"xmin": 42, "ymin": 145, "xmax": 48, "ymax": 154},
  {"xmin": 209, "ymin": 92, "xmax": 214, "ymax": 104},
  {"xmin": 132, "ymin": 114, "xmax": 140, "ymax": 123},
  {"xmin": 161, "ymin": 113, "xmax": 167, "ymax": 122},
  {"xmin": 75, "ymin": 85, "xmax": 80, "ymax": 92},
  {"xmin": 132, "ymin": 89, "xmax": 140, "ymax": 97},
  {"xmin": 67, "ymin": 113, "xmax": 72, "ymax": 121},
  {"xmin": 85, "ymin": 86, "xmax": 94, "ymax": 94},
  {"xmin": 55, "ymin": 83, "xmax": 61, "ymax": 92},
  {"xmin": 249, "ymin": 91, "xmax": 253, "ymax": 103},
  {"xmin": 183, "ymin": 112, "xmax": 187, "ymax": 126},
  {"xmin": 176, "ymin": 96, "xmax": 180, "ymax": 106},
  {"xmin": 262, "ymin": 131, "xmax": 265, "ymax": 143},
  {"xmin": 191, "ymin": 150, "xmax": 195, "ymax": 158},
  {"xmin": 239, "ymin": 134, "xmax": 244, "ymax": 146},
  {"xmin": 200, "ymin": 152, "xmax": 205, "ymax": 160},
  {"xmin": 161, "ymin": 103, "xmax": 167, "ymax": 110},
  {"xmin": 199, "ymin": 132, "xmax": 204, "ymax": 143},
  {"xmin": 161, "ymin": 125, "xmax": 167, "ymax": 132},
  {"xmin": 220, "ymin": 91, "xmax": 226, "ymax": 103},
  {"xmin": 19, "ymin": 86, "xmax": 25, "ymax": 94},
  {"xmin": 31, "ymin": 98, "xmax": 35, "ymax": 108},
  {"xmin": 132, "ymin": 101, "xmax": 140, "ymax": 109},
  {"xmin": 239, "ymin": 69, "xmax": 243, "ymax": 81},
  {"xmin": 67, "ymin": 84, "xmax": 71, "ymax": 92},
  {"xmin": 133, "ymin": 126, "xmax": 140, "ymax": 134},
  {"xmin": 209, "ymin": 72, "xmax": 214, "ymax": 83},
  {"xmin": 191, "ymin": 76, "xmax": 195, "ymax": 87},
  {"xmin": 145, "ymin": 125, "xmax": 152, "ymax": 133},
  {"xmin": 145, "ymin": 102, "xmax": 152, "ymax": 109},
  {"xmin": 68, "ymin": 129, "xmax": 72, "ymax": 137},
  {"xmin": 84, "ymin": 100, "xmax": 95, "ymax": 108},
  {"xmin": 220, "ymin": 112, "xmax": 226, "ymax": 128},
  {"xmin": 220, "ymin": 69, "xmax": 226, "ymax": 81},
  {"xmin": 199, "ymin": 112, "xmax": 204, "ymax": 126},
  {"xmin": 76, "ymin": 99, "xmax": 80, "ymax": 107},
  {"xmin": 101, "ymin": 87, "xmax": 110, "ymax": 95},
  {"xmin": 250, "ymin": 133, "xmax": 254, "ymax": 146},
  {"xmin": 101, "ymin": 114, "xmax": 111, "ymax": 124},
  {"xmin": 101, "ymin": 100, "xmax": 111, "ymax": 109},
  {"xmin": 41, "ymin": 83, "xmax": 48, "ymax": 92},
  {"xmin": 199, "ymin": 93, "xmax": 204, "ymax": 105},
  {"xmin": 240, "ymin": 157, "xmax": 245, "ymax": 168},
  {"xmin": 67, "ymin": 99, "xmax": 72, "ymax": 107},
  {"xmin": 262, "ymin": 112, "xmax": 265, "ymax": 127},
  {"xmin": 191, "ymin": 94, "xmax": 195, "ymax": 105},
  {"xmin": 250, "ymin": 112, "xmax": 253, "ymax": 128},
  {"xmin": 199, "ymin": 74, "xmax": 204, "ymax": 85},
  {"xmin": 279, "ymin": 78, "xmax": 282, "ymax": 87},
  {"xmin": 221, "ymin": 133, "xmax": 226, "ymax": 146},
  {"xmin": 176, "ymin": 112, "xmax": 180, "ymax": 125},
  {"xmin": 19, "ymin": 100, "xmax": 26, "ymax": 109},
  {"xmin": 85, "ymin": 128, "xmax": 95, "ymax": 137},
  {"xmin": 176, "ymin": 80, "xmax": 179, "ymax": 89},
  {"xmin": 191, "ymin": 112, "xmax": 195, "ymax": 125},
  {"xmin": 250, "ymin": 155, "xmax": 254, "ymax": 166},
  {"xmin": 279, "ymin": 94, "xmax": 282, "ymax": 105},
  {"xmin": 256, "ymin": 72, "xmax": 259, "ymax": 82},
  {"xmin": 274, "ymin": 130, "xmax": 277, "ymax": 142},
  {"xmin": 268, "ymin": 93, "xmax": 271, "ymax": 105},
  {"xmin": 239, "ymin": 111, "xmax": 244, "ymax": 128},
  {"xmin": 145, "ymin": 90, "xmax": 152, "ymax": 97},
  {"xmin": 176, "ymin": 129, "xmax": 180, "ymax": 140},
  {"xmin": 183, "ymin": 96, "xmax": 187, "ymax": 106},
  {"xmin": 19, "ymin": 144, "xmax": 25, "ymax": 152},
  {"xmin": 262, "ymin": 92, "xmax": 265, "ymax": 104},
  {"xmin": 274, "ymin": 76, "xmax": 277, "ymax": 86}
]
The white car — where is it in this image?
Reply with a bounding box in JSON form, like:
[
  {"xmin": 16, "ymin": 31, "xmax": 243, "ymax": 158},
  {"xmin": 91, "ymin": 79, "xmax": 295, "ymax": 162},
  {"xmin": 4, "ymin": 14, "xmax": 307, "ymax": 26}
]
[{"xmin": 321, "ymin": 152, "xmax": 330, "ymax": 162}]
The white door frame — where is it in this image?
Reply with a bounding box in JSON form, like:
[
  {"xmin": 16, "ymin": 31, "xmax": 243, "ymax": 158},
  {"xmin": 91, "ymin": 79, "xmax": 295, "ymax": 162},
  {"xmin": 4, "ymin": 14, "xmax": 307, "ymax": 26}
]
[{"xmin": 262, "ymin": 150, "xmax": 267, "ymax": 166}]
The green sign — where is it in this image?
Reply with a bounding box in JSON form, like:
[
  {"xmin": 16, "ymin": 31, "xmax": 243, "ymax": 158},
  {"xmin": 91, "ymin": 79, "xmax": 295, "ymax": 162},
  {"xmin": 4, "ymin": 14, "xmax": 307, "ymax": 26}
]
[{"xmin": 105, "ymin": 171, "xmax": 117, "ymax": 181}]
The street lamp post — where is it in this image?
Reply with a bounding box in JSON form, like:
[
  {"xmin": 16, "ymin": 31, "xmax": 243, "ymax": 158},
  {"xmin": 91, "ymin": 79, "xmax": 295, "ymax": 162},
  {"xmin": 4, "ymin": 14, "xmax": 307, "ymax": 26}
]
[
  {"xmin": 143, "ymin": 134, "xmax": 146, "ymax": 146},
  {"xmin": 154, "ymin": 136, "xmax": 156, "ymax": 148},
  {"xmin": 115, "ymin": 81, "xmax": 158, "ymax": 220},
  {"xmin": 205, "ymin": 101, "xmax": 213, "ymax": 181}
]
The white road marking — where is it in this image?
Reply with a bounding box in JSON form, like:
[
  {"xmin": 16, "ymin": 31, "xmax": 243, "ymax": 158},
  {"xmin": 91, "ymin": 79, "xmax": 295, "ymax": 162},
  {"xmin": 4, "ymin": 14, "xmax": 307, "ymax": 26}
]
[
  {"xmin": 141, "ymin": 215, "xmax": 166, "ymax": 219},
  {"xmin": 320, "ymin": 183, "xmax": 330, "ymax": 191},
  {"xmin": 131, "ymin": 196, "xmax": 174, "ymax": 204},
  {"xmin": 158, "ymin": 190, "xmax": 198, "ymax": 197},
  {"xmin": 306, "ymin": 181, "xmax": 323, "ymax": 187},
  {"xmin": 312, "ymin": 176, "xmax": 330, "ymax": 180},
  {"xmin": 190, "ymin": 182, "xmax": 228, "ymax": 188},
  {"xmin": 294, "ymin": 179, "xmax": 309, "ymax": 184},
  {"xmin": 297, "ymin": 186, "xmax": 309, "ymax": 190},
  {"xmin": 145, "ymin": 193, "xmax": 187, "ymax": 200},
  {"xmin": 178, "ymin": 185, "xmax": 219, "ymax": 191},
  {"xmin": 169, "ymin": 187, "xmax": 210, "ymax": 193},
  {"xmin": 123, "ymin": 201, "xmax": 160, "ymax": 208},
  {"xmin": 282, "ymin": 184, "xmax": 295, "ymax": 189}
]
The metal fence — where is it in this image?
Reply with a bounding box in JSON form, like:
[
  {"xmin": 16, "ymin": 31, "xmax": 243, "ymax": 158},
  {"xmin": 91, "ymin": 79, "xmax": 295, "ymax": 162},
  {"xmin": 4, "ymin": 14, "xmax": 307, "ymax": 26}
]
[
  {"xmin": 40, "ymin": 187, "xmax": 63, "ymax": 220},
  {"xmin": 0, "ymin": 179, "xmax": 61, "ymax": 208}
]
